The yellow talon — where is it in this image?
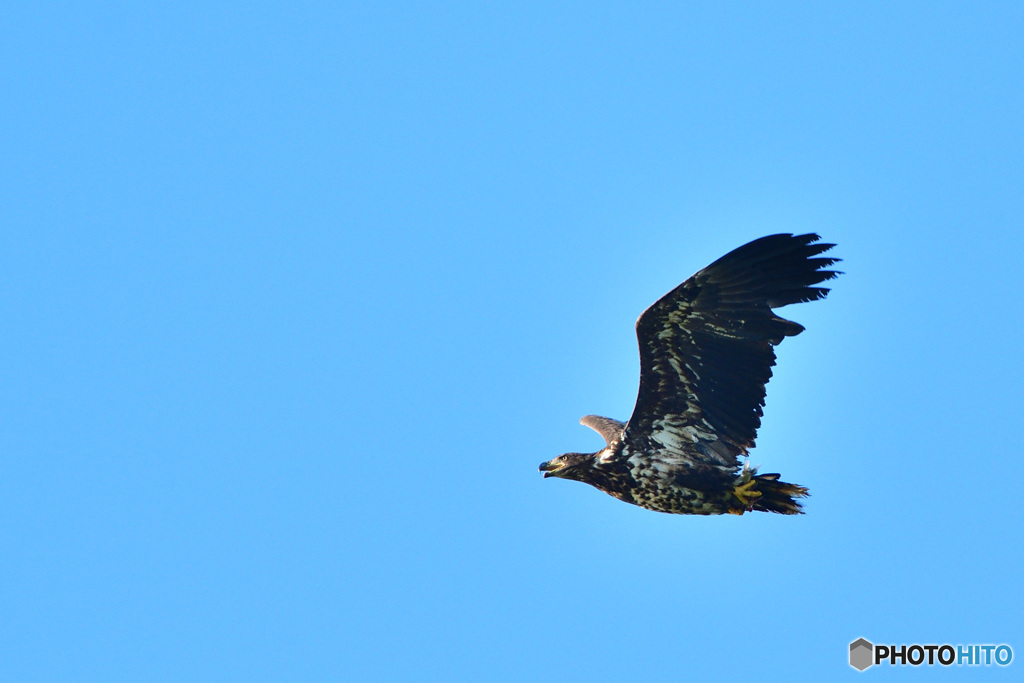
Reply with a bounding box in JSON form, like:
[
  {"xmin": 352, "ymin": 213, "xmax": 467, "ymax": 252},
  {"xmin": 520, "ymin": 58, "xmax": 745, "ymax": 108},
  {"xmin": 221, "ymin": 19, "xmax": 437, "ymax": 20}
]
[{"xmin": 732, "ymin": 477, "xmax": 762, "ymax": 510}]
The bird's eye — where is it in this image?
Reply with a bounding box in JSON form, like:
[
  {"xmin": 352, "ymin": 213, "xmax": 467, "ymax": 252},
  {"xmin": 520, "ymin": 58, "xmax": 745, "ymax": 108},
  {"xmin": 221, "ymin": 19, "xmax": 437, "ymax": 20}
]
[{"xmin": 560, "ymin": 455, "xmax": 568, "ymax": 461}]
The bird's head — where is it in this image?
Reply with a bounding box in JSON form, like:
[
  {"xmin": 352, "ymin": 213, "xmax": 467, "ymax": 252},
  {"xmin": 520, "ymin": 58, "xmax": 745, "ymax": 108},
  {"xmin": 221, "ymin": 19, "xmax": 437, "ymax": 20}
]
[{"xmin": 539, "ymin": 452, "xmax": 595, "ymax": 481}]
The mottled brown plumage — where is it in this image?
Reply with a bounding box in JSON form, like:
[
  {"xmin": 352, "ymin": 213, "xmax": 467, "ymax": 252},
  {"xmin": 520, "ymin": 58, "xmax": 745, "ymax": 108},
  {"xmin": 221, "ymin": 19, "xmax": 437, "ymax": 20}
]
[{"xmin": 540, "ymin": 233, "xmax": 840, "ymax": 515}]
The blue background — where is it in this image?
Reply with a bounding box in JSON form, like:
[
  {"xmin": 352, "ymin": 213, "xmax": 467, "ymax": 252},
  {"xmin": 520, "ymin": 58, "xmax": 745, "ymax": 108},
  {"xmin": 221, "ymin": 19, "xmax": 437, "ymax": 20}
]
[{"xmin": 3, "ymin": 2, "xmax": 1022, "ymax": 680}]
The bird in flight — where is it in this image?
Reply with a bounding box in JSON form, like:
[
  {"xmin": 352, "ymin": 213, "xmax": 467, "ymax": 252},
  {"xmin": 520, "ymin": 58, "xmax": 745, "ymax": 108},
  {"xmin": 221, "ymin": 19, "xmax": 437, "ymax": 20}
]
[{"xmin": 539, "ymin": 233, "xmax": 840, "ymax": 515}]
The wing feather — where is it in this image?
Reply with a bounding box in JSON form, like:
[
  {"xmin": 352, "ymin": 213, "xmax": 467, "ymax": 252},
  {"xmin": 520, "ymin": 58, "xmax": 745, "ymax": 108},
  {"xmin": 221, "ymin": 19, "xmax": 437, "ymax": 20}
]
[
  {"xmin": 580, "ymin": 415, "xmax": 626, "ymax": 446},
  {"xmin": 622, "ymin": 233, "xmax": 840, "ymax": 467}
]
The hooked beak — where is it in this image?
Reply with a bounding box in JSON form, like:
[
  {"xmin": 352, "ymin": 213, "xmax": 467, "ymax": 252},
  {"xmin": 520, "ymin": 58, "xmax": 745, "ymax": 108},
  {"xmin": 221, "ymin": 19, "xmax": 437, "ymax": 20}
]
[{"xmin": 539, "ymin": 458, "xmax": 566, "ymax": 478}]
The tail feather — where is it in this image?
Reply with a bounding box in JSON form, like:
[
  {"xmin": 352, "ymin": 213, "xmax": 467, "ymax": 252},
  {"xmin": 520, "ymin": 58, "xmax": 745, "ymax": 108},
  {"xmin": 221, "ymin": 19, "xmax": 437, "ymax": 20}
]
[{"xmin": 752, "ymin": 471, "xmax": 808, "ymax": 515}]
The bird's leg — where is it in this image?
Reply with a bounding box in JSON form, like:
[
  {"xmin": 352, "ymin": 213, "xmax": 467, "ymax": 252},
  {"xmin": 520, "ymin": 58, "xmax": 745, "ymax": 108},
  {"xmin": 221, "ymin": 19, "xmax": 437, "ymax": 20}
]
[{"xmin": 730, "ymin": 467, "xmax": 763, "ymax": 512}]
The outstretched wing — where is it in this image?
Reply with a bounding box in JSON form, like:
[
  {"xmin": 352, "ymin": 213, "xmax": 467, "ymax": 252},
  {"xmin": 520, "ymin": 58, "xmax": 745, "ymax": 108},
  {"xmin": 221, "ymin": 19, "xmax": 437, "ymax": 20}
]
[
  {"xmin": 580, "ymin": 415, "xmax": 626, "ymax": 446},
  {"xmin": 622, "ymin": 233, "xmax": 840, "ymax": 468}
]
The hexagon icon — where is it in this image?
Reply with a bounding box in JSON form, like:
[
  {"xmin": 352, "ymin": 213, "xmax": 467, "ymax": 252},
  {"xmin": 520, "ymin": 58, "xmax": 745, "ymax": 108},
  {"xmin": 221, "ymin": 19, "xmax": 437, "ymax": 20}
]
[{"xmin": 849, "ymin": 638, "xmax": 873, "ymax": 671}]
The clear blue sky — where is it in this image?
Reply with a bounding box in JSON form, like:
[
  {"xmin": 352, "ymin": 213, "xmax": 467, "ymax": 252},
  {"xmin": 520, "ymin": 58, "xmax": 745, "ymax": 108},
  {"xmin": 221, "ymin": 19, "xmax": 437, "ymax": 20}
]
[{"xmin": 2, "ymin": 2, "xmax": 1022, "ymax": 680}]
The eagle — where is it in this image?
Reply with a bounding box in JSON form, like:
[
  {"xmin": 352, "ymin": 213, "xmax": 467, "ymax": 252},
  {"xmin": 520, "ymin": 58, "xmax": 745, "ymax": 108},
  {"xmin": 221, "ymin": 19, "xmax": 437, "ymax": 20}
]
[{"xmin": 539, "ymin": 233, "xmax": 840, "ymax": 515}]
